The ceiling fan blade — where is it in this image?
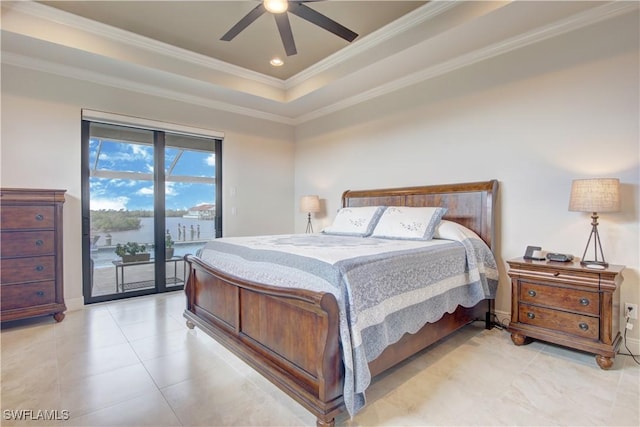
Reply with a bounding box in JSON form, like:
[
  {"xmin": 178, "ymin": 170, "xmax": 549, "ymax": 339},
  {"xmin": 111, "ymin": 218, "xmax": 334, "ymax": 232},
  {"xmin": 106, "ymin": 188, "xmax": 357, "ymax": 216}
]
[
  {"xmin": 289, "ymin": 2, "xmax": 358, "ymax": 42},
  {"xmin": 274, "ymin": 13, "xmax": 297, "ymax": 56},
  {"xmin": 220, "ymin": 3, "xmax": 266, "ymax": 41}
]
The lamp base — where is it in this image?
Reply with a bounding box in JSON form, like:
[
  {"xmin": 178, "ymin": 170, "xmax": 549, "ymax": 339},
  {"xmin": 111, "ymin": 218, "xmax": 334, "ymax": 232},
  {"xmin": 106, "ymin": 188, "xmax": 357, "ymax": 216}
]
[
  {"xmin": 581, "ymin": 260, "xmax": 608, "ymax": 269},
  {"xmin": 579, "ymin": 212, "xmax": 609, "ymax": 270},
  {"xmin": 305, "ymin": 213, "xmax": 314, "ymax": 234}
]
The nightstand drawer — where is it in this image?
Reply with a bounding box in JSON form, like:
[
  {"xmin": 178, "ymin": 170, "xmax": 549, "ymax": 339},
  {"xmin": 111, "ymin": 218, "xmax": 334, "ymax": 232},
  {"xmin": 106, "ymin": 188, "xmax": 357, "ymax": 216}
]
[
  {"xmin": 0, "ymin": 256, "xmax": 56, "ymax": 284},
  {"xmin": 512, "ymin": 266, "xmax": 609, "ymax": 288},
  {"xmin": 518, "ymin": 304, "xmax": 599, "ymax": 340},
  {"xmin": 0, "ymin": 206, "xmax": 55, "ymax": 230},
  {"xmin": 520, "ymin": 282, "xmax": 599, "ymax": 316},
  {"xmin": 1, "ymin": 231, "xmax": 55, "ymax": 257},
  {"xmin": 1, "ymin": 282, "xmax": 56, "ymax": 310}
]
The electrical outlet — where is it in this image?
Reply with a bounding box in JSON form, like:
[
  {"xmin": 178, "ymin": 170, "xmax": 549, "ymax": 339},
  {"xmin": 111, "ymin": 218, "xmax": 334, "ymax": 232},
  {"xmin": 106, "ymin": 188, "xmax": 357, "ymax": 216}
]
[{"xmin": 624, "ymin": 303, "xmax": 638, "ymax": 320}]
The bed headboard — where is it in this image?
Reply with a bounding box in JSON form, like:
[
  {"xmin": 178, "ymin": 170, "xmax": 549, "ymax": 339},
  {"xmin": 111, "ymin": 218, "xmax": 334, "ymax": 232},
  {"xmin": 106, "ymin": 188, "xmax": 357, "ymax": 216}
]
[{"xmin": 341, "ymin": 180, "xmax": 499, "ymax": 250}]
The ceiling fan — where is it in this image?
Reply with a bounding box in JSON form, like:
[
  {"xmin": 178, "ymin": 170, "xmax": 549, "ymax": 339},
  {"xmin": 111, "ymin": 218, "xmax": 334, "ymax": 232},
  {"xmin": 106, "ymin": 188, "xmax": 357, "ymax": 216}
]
[{"xmin": 220, "ymin": 0, "xmax": 359, "ymax": 56}]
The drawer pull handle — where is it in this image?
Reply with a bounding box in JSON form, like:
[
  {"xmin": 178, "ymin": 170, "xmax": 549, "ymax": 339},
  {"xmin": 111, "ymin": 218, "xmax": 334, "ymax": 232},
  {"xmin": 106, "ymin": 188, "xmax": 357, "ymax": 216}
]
[
  {"xmin": 35, "ymin": 214, "xmax": 44, "ymax": 221},
  {"xmin": 579, "ymin": 323, "xmax": 589, "ymax": 331},
  {"xmin": 36, "ymin": 291, "xmax": 45, "ymax": 297},
  {"xmin": 528, "ymin": 290, "xmax": 537, "ymax": 297},
  {"xmin": 527, "ymin": 312, "xmax": 535, "ymax": 319},
  {"xmin": 35, "ymin": 239, "xmax": 44, "ymax": 247},
  {"xmin": 579, "ymin": 298, "xmax": 590, "ymax": 306},
  {"xmin": 553, "ymin": 272, "xmax": 560, "ymax": 277},
  {"xmin": 35, "ymin": 265, "xmax": 44, "ymax": 272}
]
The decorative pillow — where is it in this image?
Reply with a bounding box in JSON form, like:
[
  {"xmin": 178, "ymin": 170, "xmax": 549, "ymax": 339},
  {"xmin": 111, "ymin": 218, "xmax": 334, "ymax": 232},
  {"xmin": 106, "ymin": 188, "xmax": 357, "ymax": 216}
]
[
  {"xmin": 322, "ymin": 206, "xmax": 386, "ymax": 237},
  {"xmin": 371, "ymin": 206, "xmax": 447, "ymax": 240}
]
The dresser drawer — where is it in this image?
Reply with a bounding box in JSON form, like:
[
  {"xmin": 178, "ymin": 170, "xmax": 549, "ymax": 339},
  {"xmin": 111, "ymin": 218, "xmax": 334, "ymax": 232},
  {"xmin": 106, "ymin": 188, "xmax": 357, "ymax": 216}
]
[
  {"xmin": 1, "ymin": 231, "xmax": 55, "ymax": 257},
  {"xmin": 514, "ymin": 266, "xmax": 606, "ymax": 287},
  {"xmin": 520, "ymin": 282, "xmax": 599, "ymax": 316},
  {"xmin": 0, "ymin": 256, "xmax": 56, "ymax": 284},
  {"xmin": 1, "ymin": 282, "xmax": 56, "ymax": 310},
  {"xmin": 518, "ymin": 304, "xmax": 599, "ymax": 340},
  {"xmin": 0, "ymin": 206, "xmax": 55, "ymax": 230}
]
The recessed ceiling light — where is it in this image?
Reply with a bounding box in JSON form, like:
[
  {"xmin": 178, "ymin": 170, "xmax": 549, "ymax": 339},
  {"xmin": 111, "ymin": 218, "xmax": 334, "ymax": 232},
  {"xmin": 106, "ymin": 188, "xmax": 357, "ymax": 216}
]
[{"xmin": 270, "ymin": 58, "xmax": 284, "ymax": 67}]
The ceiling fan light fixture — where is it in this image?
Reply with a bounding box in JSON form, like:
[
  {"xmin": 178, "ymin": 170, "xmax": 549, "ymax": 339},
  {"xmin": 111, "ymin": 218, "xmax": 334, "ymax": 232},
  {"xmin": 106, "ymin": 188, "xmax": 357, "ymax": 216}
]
[
  {"xmin": 264, "ymin": 0, "xmax": 288, "ymax": 14},
  {"xmin": 270, "ymin": 57, "xmax": 284, "ymax": 67}
]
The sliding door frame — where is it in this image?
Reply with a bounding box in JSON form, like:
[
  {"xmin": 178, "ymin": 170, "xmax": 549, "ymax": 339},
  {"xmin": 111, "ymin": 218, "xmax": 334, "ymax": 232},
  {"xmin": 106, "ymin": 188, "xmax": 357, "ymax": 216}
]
[{"xmin": 81, "ymin": 114, "xmax": 223, "ymax": 304}]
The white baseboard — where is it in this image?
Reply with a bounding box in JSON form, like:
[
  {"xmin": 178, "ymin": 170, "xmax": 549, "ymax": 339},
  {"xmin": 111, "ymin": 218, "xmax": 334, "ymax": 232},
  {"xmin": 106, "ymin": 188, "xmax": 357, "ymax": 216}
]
[
  {"xmin": 619, "ymin": 326, "xmax": 640, "ymax": 357},
  {"xmin": 66, "ymin": 296, "xmax": 85, "ymax": 312}
]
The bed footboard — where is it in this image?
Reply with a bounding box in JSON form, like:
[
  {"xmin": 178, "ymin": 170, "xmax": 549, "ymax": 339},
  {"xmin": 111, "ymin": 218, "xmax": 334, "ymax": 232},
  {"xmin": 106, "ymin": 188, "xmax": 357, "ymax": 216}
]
[
  {"xmin": 183, "ymin": 254, "xmax": 345, "ymax": 426},
  {"xmin": 183, "ymin": 180, "xmax": 498, "ymax": 425}
]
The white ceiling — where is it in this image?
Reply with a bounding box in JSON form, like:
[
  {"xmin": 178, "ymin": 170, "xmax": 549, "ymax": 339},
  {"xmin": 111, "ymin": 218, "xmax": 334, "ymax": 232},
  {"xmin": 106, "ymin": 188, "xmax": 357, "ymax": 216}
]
[
  {"xmin": 1, "ymin": 1, "xmax": 637, "ymax": 125},
  {"xmin": 39, "ymin": 1, "xmax": 427, "ymax": 79}
]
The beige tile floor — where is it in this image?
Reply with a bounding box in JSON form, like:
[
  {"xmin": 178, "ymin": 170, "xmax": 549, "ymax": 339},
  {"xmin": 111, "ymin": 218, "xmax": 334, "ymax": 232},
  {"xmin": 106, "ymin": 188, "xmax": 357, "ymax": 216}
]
[{"xmin": 1, "ymin": 291, "xmax": 638, "ymax": 426}]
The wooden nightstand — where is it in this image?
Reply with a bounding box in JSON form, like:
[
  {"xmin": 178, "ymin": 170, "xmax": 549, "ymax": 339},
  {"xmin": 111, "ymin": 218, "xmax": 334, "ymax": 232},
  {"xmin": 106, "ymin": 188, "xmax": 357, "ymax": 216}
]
[{"xmin": 507, "ymin": 257, "xmax": 624, "ymax": 369}]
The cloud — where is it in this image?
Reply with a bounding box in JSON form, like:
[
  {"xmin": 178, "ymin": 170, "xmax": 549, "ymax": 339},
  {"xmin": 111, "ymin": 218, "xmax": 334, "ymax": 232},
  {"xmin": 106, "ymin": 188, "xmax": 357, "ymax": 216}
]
[
  {"xmin": 137, "ymin": 186, "xmax": 154, "ymax": 196},
  {"xmin": 131, "ymin": 144, "xmax": 152, "ymax": 160},
  {"xmin": 165, "ymin": 181, "xmax": 177, "ymax": 196},
  {"xmin": 91, "ymin": 196, "xmax": 129, "ymax": 210},
  {"xmin": 205, "ymin": 153, "xmax": 216, "ymax": 166}
]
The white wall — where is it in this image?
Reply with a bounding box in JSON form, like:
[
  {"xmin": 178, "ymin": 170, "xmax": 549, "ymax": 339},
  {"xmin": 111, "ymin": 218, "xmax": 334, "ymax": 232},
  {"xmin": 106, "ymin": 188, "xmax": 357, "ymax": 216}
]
[
  {"xmin": 295, "ymin": 13, "xmax": 639, "ymax": 343},
  {"xmin": 1, "ymin": 65, "xmax": 296, "ymax": 310},
  {"xmin": 1, "ymin": 8, "xmax": 637, "ymax": 347}
]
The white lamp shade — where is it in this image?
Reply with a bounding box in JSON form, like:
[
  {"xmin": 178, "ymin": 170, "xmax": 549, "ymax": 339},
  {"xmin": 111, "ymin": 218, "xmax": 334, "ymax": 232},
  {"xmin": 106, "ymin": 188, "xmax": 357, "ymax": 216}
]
[
  {"xmin": 569, "ymin": 178, "xmax": 620, "ymax": 213},
  {"xmin": 300, "ymin": 195, "xmax": 320, "ymax": 213}
]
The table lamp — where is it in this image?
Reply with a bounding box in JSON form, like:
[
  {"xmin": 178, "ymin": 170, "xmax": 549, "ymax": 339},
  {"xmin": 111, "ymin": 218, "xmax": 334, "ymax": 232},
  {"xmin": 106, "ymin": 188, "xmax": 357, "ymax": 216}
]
[
  {"xmin": 300, "ymin": 195, "xmax": 320, "ymax": 233},
  {"xmin": 569, "ymin": 178, "xmax": 620, "ymax": 268}
]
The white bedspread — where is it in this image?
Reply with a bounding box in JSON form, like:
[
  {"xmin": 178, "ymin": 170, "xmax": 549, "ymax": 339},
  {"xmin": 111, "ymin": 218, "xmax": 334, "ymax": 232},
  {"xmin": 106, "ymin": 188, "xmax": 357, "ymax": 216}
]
[{"xmin": 198, "ymin": 230, "xmax": 498, "ymax": 416}]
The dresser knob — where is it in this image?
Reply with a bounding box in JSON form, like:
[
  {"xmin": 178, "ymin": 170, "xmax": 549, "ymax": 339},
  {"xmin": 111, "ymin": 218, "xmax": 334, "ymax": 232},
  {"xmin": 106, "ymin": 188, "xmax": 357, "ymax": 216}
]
[
  {"xmin": 528, "ymin": 290, "xmax": 537, "ymax": 297},
  {"xmin": 579, "ymin": 323, "xmax": 589, "ymax": 331},
  {"xmin": 579, "ymin": 298, "xmax": 590, "ymax": 306},
  {"xmin": 35, "ymin": 265, "xmax": 44, "ymax": 272},
  {"xmin": 553, "ymin": 272, "xmax": 560, "ymax": 277},
  {"xmin": 35, "ymin": 239, "xmax": 44, "ymax": 246},
  {"xmin": 36, "ymin": 291, "xmax": 45, "ymax": 297},
  {"xmin": 527, "ymin": 312, "xmax": 535, "ymax": 319},
  {"xmin": 35, "ymin": 214, "xmax": 44, "ymax": 221}
]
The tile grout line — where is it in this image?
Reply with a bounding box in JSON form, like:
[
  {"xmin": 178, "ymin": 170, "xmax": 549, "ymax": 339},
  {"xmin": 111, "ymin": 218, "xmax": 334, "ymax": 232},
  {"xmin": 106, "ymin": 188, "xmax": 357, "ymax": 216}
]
[{"xmin": 106, "ymin": 297, "xmax": 188, "ymax": 426}]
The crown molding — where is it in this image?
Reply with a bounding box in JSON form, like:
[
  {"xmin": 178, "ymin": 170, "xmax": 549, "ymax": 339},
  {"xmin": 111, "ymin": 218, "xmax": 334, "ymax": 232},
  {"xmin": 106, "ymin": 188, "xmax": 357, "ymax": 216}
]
[
  {"xmin": 294, "ymin": 1, "xmax": 639, "ymax": 124},
  {"xmin": 3, "ymin": 1, "xmax": 636, "ymax": 125},
  {"xmin": 284, "ymin": 1, "xmax": 456, "ymax": 88},
  {"xmin": 1, "ymin": 52, "xmax": 296, "ymax": 126},
  {"xmin": 8, "ymin": 1, "xmax": 286, "ymax": 89}
]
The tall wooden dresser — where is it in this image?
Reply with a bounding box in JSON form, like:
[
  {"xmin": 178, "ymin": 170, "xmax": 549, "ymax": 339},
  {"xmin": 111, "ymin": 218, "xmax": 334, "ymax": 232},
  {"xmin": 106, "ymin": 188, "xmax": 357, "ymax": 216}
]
[{"xmin": 1, "ymin": 188, "xmax": 66, "ymax": 322}]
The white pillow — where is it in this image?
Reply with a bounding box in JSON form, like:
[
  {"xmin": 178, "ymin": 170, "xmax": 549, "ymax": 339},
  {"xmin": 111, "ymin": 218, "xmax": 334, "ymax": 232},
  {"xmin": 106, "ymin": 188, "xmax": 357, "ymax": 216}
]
[
  {"xmin": 371, "ymin": 206, "xmax": 447, "ymax": 240},
  {"xmin": 434, "ymin": 220, "xmax": 482, "ymax": 242},
  {"xmin": 322, "ymin": 206, "xmax": 386, "ymax": 237}
]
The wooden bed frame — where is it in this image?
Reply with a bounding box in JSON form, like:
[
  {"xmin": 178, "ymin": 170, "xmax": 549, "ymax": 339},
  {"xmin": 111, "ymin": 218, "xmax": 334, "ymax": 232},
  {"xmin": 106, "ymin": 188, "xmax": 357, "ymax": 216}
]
[{"xmin": 183, "ymin": 180, "xmax": 498, "ymax": 426}]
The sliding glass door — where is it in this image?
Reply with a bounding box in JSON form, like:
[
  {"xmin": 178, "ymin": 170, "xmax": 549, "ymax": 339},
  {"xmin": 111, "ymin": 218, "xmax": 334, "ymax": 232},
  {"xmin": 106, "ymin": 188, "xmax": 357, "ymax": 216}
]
[{"xmin": 82, "ymin": 120, "xmax": 221, "ymax": 304}]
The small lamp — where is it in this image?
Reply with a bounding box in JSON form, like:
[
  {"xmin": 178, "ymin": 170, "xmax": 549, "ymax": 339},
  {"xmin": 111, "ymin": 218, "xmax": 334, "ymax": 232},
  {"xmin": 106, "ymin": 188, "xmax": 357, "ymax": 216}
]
[
  {"xmin": 300, "ymin": 195, "xmax": 320, "ymax": 233},
  {"xmin": 569, "ymin": 178, "xmax": 620, "ymax": 268}
]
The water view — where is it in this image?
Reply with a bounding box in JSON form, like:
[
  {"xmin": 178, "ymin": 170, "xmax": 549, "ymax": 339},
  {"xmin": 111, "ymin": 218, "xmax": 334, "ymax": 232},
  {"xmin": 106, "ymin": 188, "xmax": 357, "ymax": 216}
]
[
  {"xmin": 91, "ymin": 217, "xmax": 215, "ymax": 268},
  {"xmin": 87, "ymin": 124, "xmax": 219, "ymax": 299}
]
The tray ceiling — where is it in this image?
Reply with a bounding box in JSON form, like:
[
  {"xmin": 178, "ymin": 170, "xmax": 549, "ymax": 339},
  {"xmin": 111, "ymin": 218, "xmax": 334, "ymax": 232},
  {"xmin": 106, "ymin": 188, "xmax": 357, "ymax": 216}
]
[
  {"xmin": 2, "ymin": 1, "xmax": 635, "ymax": 124},
  {"xmin": 39, "ymin": 1, "xmax": 426, "ymax": 80}
]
